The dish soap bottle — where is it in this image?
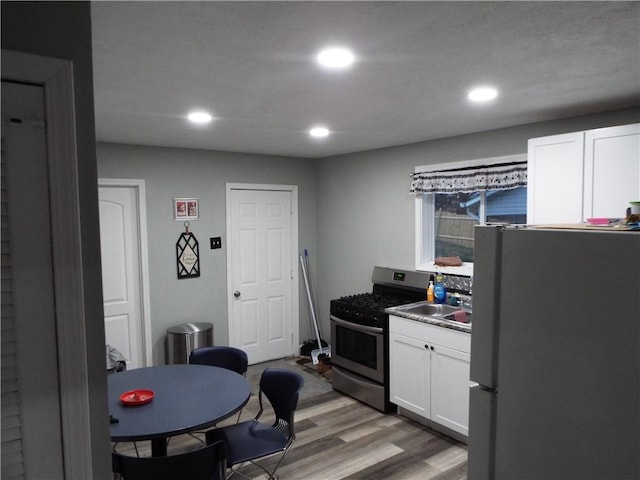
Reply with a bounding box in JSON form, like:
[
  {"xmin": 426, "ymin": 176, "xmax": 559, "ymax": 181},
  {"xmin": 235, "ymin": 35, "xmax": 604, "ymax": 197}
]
[
  {"xmin": 434, "ymin": 273, "xmax": 447, "ymax": 304},
  {"xmin": 426, "ymin": 280, "xmax": 434, "ymax": 303}
]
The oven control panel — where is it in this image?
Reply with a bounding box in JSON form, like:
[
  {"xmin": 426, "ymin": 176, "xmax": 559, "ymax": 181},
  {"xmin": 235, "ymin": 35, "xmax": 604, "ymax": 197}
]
[{"xmin": 392, "ymin": 271, "xmax": 406, "ymax": 282}]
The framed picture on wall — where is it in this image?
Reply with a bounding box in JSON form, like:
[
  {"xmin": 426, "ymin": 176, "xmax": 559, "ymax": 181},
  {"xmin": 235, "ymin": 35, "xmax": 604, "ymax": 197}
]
[{"xmin": 174, "ymin": 198, "xmax": 199, "ymax": 220}]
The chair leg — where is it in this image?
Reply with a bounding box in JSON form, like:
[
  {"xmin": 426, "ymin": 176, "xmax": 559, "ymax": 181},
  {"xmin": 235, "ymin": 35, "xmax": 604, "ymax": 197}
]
[
  {"xmin": 227, "ymin": 458, "xmax": 279, "ymax": 480},
  {"xmin": 186, "ymin": 432, "xmax": 205, "ymax": 445},
  {"xmin": 226, "ymin": 467, "xmax": 248, "ymax": 480},
  {"xmin": 245, "ymin": 448, "xmax": 290, "ymax": 480},
  {"xmin": 224, "ymin": 440, "xmax": 292, "ymax": 480},
  {"xmin": 267, "ymin": 446, "xmax": 294, "ymax": 480}
]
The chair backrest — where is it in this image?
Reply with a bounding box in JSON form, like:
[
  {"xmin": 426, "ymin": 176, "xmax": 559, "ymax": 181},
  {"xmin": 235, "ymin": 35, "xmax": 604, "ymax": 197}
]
[
  {"xmin": 189, "ymin": 346, "xmax": 248, "ymax": 375},
  {"xmin": 112, "ymin": 440, "xmax": 226, "ymax": 480},
  {"xmin": 259, "ymin": 368, "xmax": 304, "ymax": 431}
]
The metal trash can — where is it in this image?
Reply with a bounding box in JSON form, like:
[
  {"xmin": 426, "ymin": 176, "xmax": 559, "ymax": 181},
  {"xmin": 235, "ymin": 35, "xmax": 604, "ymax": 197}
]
[{"xmin": 165, "ymin": 322, "xmax": 214, "ymax": 364}]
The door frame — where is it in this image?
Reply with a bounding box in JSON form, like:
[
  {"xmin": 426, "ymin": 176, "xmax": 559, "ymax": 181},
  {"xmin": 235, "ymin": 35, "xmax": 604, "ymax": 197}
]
[
  {"xmin": 225, "ymin": 183, "xmax": 299, "ymax": 357},
  {"xmin": 98, "ymin": 178, "xmax": 152, "ymax": 367},
  {"xmin": 2, "ymin": 49, "xmax": 98, "ymax": 478}
]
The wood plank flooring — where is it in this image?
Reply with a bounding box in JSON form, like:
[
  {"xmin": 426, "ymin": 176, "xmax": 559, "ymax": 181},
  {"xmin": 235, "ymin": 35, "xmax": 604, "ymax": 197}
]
[
  {"xmin": 113, "ymin": 361, "xmax": 468, "ymax": 479},
  {"xmin": 116, "ymin": 359, "xmax": 467, "ymax": 480}
]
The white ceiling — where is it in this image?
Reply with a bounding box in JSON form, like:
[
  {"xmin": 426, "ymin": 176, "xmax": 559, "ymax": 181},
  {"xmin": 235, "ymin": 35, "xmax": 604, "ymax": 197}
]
[{"xmin": 91, "ymin": 1, "xmax": 640, "ymax": 159}]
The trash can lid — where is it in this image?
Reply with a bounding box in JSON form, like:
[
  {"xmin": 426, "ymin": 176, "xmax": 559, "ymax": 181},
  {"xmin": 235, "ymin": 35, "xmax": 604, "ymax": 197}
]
[{"xmin": 166, "ymin": 322, "xmax": 213, "ymax": 334}]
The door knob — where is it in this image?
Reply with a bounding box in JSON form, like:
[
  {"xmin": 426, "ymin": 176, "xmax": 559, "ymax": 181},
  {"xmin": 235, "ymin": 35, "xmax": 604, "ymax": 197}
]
[{"xmin": 233, "ymin": 291, "xmax": 241, "ymax": 298}]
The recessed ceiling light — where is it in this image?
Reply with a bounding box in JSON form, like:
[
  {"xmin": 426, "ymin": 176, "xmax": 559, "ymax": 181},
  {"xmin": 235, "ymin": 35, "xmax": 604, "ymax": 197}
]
[
  {"xmin": 187, "ymin": 111, "xmax": 213, "ymax": 124},
  {"xmin": 309, "ymin": 126, "xmax": 330, "ymax": 138},
  {"xmin": 468, "ymin": 87, "xmax": 498, "ymax": 102},
  {"xmin": 316, "ymin": 47, "xmax": 355, "ymax": 69}
]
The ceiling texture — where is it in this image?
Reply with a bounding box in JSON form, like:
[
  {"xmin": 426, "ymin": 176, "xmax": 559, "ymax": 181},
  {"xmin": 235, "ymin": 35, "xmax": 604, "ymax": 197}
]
[{"xmin": 91, "ymin": 1, "xmax": 640, "ymax": 159}]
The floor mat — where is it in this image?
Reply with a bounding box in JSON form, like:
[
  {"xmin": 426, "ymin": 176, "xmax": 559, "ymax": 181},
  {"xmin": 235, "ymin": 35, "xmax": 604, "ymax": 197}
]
[{"xmin": 246, "ymin": 356, "xmax": 332, "ymax": 400}]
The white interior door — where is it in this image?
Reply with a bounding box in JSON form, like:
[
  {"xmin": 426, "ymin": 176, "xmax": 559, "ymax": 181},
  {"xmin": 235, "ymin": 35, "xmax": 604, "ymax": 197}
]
[
  {"xmin": 227, "ymin": 186, "xmax": 297, "ymax": 364},
  {"xmin": 99, "ymin": 185, "xmax": 145, "ymax": 369}
]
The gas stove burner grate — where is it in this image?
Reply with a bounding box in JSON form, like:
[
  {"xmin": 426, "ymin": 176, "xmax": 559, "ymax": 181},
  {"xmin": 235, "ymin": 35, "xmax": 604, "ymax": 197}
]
[
  {"xmin": 335, "ymin": 293, "xmax": 410, "ymax": 311},
  {"xmin": 330, "ymin": 292, "xmax": 418, "ymax": 328}
]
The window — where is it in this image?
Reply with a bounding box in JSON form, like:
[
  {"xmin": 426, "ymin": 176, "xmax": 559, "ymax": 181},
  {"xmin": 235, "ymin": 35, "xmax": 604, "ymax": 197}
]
[{"xmin": 413, "ymin": 155, "xmax": 527, "ymax": 275}]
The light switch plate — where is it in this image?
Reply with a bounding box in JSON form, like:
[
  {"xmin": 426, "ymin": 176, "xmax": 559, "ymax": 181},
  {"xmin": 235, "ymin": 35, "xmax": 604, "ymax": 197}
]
[{"xmin": 210, "ymin": 237, "xmax": 222, "ymax": 249}]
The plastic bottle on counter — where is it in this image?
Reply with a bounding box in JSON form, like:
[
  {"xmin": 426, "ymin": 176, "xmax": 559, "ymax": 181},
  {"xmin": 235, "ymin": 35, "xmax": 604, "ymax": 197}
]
[
  {"xmin": 434, "ymin": 273, "xmax": 447, "ymax": 304},
  {"xmin": 426, "ymin": 281, "xmax": 434, "ymax": 303}
]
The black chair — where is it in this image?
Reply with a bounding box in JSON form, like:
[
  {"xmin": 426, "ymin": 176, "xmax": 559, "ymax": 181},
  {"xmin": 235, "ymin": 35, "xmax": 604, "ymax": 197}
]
[
  {"xmin": 189, "ymin": 346, "xmax": 249, "ymax": 376},
  {"xmin": 189, "ymin": 346, "xmax": 249, "ymax": 425},
  {"xmin": 205, "ymin": 367, "xmax": 304, "ymax": 480},
  {"xmin": 112, "ymin": 440, "xmax": 226, "ymax": 480}
]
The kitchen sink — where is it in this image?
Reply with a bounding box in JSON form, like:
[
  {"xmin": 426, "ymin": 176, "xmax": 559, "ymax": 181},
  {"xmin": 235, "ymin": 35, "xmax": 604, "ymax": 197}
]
[
  {"xmin": 443, "ymin": 311, "xmax": 472, "ymax": 324},
  {"xmin": 395, "ymin": 303, "xmax": 460, "ymax": 316},
  {"xmin": 393, "ymin": 302, "xmax": 472, "ymax": 326}
]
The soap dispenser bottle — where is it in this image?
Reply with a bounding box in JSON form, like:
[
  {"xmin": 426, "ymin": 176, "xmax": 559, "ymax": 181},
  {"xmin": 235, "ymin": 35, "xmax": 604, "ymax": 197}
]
[
  {"xmin": 434, "ymin": 272, "xmax": 447, "ymax": 304},
  {"xmin": 427, "ymin": 280, "xmax": 434, "ymax": 303}
]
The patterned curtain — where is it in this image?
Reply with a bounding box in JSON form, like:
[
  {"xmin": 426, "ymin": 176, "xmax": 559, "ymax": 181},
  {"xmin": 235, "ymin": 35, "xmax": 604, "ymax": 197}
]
[{"xmin": 410, "ymin": 162, "xmax": 527, "ymax": 194}]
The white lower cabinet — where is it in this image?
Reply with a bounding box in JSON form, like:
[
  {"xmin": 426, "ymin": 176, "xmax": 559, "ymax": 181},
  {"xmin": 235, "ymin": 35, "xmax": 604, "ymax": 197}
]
[
  {"xmin": 389, "ymin": 315, "xmax": 471, "ymax": 436},
  {"xmin": 389, "ymin": 331, "xmax": 430, "ymax": 416},
  {"xmin": 430, "ymin": 344, "xmax": 471, "ymax": 435}
]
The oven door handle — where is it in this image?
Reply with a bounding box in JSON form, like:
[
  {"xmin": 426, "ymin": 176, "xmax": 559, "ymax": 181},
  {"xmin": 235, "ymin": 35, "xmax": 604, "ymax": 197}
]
[{"xmin": 330, "ymin": 315, "xmax": 384, "ymax": 335}]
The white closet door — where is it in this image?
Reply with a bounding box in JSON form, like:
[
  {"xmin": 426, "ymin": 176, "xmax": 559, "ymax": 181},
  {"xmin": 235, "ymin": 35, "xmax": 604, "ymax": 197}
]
[{"xmin": 228, "ymin": 188, "xmax": 294, "ymax": 364}]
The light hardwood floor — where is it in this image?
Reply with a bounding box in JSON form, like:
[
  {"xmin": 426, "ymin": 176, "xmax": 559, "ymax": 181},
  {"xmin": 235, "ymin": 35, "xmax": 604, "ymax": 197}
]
[{"xmin": 113, "ymin": 360, "xmax": 468, "ymax": 479}]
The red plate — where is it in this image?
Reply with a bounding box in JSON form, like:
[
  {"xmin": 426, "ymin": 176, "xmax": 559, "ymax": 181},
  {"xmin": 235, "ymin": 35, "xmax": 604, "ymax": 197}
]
[{"xmin": 120, "ymin": 389, "xmax": 154, "ymax": 406}]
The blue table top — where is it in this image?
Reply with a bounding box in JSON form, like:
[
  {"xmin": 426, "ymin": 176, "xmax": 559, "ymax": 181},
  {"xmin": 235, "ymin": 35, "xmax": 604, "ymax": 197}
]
[{"xmin": 108, "ymin": 364, "xmax": 251, "ymax": 442}]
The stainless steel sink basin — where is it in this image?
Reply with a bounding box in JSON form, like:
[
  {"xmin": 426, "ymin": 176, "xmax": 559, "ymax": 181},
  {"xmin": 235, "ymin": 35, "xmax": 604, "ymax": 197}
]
[
  {"xmin": 394, "ymin": 302, "xmax": 472, "ymax": 326},
  {"xmin": 396, "ymin": 303, "xmax": 460, "ymax": 316},
  {"xmin": 443, "ymin": 311, "xmax": 473, "ymax": 324}
]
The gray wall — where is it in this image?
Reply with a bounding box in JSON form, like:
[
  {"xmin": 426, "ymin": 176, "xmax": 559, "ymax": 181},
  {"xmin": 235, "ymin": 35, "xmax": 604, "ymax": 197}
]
[
  {"xmin": 1, "ymin": 1, "xmax": 111, "ymax": 477},
  {"xmin": 314, "ymin": 107, "xmax": 640, "ymax": 326},
  {"xmin": 99, "ymin": 108, "xmax": 638, "ymax": 354},
  {"xmin": 97, "ymin": 143, "xmax": 318, "ymax": 365}
]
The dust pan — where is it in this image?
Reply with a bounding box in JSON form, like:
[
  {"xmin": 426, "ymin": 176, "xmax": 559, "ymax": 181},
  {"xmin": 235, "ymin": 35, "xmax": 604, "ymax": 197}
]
[{"xmin": 311, "ymin": 345, "xmax": 331, "ymax": 365}]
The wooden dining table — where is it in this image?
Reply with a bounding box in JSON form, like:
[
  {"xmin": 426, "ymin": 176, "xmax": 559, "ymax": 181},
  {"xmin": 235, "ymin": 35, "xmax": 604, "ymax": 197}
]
[{"xmin": 108, "ymin": 364, "xmax": 251, "ymax": 456}]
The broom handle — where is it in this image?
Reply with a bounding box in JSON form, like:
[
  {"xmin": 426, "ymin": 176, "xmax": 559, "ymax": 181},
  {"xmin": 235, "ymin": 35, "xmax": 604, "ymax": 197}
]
[
  {"xmin": 304, "ymin": 249, "xmax": 322, "ymax": 337},
  {"xmin": 299, "ymin": 254, "xmax": 324, "ymax": 354}
]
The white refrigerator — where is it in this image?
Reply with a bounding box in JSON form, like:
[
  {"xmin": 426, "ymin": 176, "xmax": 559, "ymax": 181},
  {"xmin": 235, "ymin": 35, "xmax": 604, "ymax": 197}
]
[{"xmin": 468, "ymin": 225, "xmax": 640, "ymax": 480}]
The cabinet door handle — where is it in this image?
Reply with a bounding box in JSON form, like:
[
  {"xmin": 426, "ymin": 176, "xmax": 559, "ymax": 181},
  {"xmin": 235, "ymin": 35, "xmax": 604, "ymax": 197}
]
[
  {"xmin": 424, "ymin": 344, "xmax": 429, "ymax": 349},
  {"xmin": 431, "ymin": 346, "xmax": 435, "ymax": 350}
]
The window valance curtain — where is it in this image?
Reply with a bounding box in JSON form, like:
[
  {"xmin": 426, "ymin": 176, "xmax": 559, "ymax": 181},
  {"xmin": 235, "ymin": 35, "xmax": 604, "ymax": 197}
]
[{"xmin": 410, "ymin": 162, "xmax": 527, "ymax": 194}]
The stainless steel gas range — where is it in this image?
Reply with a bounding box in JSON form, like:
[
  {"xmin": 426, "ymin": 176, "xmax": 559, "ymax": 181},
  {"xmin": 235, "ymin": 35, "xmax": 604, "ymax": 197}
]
[{"xmin": 330, "ymin": 267, "xmax": 431, "ymax": 412}]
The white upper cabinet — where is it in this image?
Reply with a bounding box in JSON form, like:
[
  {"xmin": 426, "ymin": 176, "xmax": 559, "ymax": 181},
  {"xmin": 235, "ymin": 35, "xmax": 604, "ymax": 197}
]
[
  {"xmin": 584, "ymin": 124, "xmax": 640, "ymax": 219},
  {"xmin": 527, "ymin": 124, "xmax": 640, "ymax": 224},
  {"xmin": 527, "ymin": 132, "xmax": 584, "ymax": 224}
]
